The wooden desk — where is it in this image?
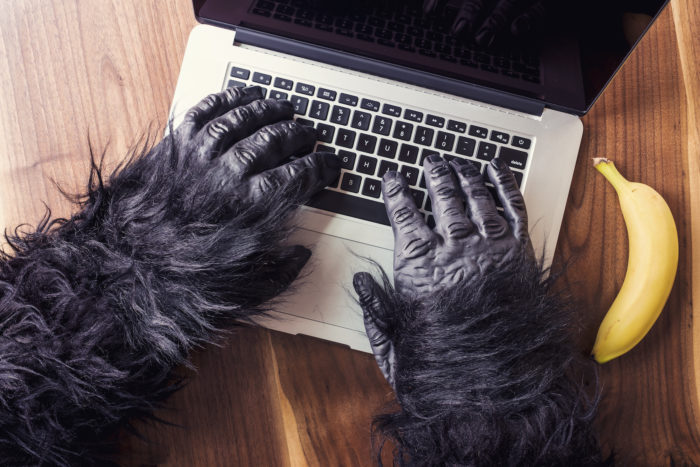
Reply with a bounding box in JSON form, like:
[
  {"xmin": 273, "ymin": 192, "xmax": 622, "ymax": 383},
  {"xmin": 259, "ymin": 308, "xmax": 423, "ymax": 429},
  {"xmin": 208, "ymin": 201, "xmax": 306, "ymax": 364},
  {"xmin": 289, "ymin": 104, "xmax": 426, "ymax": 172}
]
[{"xmin": 1, "ymin": 1, "xmax": 698, "ymax": 465}]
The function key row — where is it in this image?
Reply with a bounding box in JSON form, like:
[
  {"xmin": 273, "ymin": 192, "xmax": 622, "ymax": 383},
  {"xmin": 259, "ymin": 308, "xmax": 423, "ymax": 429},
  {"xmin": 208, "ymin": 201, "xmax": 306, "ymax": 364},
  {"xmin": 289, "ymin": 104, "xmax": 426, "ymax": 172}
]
[{"xmin": 226, "ymin": 70, "xmax": 532, "ymax": 150}]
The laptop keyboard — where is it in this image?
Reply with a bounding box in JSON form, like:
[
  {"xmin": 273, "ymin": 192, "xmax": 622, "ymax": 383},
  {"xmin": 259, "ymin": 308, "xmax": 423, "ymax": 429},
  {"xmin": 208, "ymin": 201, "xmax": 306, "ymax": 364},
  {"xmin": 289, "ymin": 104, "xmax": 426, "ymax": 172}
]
[{"xmin": 225, "ymin": 64, "xmax": 533, "ymax": 227}]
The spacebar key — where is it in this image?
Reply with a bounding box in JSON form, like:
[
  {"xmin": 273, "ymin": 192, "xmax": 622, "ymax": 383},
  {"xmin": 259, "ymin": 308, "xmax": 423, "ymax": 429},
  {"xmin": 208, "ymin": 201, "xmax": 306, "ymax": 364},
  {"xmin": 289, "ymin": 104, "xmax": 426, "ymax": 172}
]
[{"xmin": 307, "ymin": 190, "xmax": 390, "ymax": 226}]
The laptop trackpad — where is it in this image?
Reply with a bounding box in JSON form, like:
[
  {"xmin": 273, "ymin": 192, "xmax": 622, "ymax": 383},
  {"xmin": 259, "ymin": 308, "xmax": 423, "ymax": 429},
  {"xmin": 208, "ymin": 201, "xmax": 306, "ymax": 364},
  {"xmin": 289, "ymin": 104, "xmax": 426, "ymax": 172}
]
[{"xmin": 276, "ymin": 228, "xmax": 394, "ymax": 333}]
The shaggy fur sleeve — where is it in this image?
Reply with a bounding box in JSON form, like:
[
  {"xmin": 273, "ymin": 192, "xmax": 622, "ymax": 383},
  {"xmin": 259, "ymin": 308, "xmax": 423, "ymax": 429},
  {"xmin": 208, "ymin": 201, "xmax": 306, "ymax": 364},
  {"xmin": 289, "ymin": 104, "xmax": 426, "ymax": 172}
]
[
  {"xmin": 0, "ymin": 136, "xmax": 316, "ymax": 465},
  {"xmin": 368, "ymin": 255, "xmax": 606, "ymax": 466}
]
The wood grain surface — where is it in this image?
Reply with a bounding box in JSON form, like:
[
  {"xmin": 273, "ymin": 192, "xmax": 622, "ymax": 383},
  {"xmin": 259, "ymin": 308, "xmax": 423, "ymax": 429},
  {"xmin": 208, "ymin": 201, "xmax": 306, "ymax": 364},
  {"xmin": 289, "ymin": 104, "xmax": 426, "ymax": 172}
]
[{"xmin": 0, "ymin": 1, "xmax": 698, "ymax": 465}]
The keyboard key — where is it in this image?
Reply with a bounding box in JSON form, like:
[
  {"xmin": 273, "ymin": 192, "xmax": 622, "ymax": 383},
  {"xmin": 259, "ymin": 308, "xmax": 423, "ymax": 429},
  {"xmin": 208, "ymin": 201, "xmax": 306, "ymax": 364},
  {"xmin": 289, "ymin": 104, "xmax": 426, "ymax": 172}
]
[
  {"xmin": 469, "ymin": 125, "xmax": 488, "ymax": 138},
  {"xmin": 512, "ymin": 170, "xmax": 523, "ymax": 187},
  {"xmin": 340, "ymin": 173, "xmax": 362, "ymax": 192},
  {"xmin": 274, "ymin": 77, "xmax": 294, "ymax": 90},
  {"xmin": 414, "ymin": 126, "xmax": 434, "ymax": 146},
  {"xmin": 309, "ymin": 100, "xmax": 330, "ymax": 120},
  {"xmin": 351, "ymin": 111, "xmax": 372, "ymax": 130},
  {"xmin": 361, "ymin": 98, "xmax": 380, "ymax": 112},
  {"xmin": 378, "ymin": 160, "xmax": 399, "ymax": 177},
  {"xmin": 425, "ymin": 197, "xmax": 432, "ymax": 212},
  {"xmin": 316, "ymin": 123, "xmax": 335, "ymax": 143},
  {"xmin": 318, "ymin": 88, "xmax": 337, "ymax": 101},
  {"xmin": 296, "ymin": 82, "xmax": 315, "ymax": 95},
  {"xmin": 400, "ymin": 166, "xmax": 420, "ymax": 186},
  {"xmin": 362, "ymin": 178, "xmax": 383, "ymax": 198},
  {"xmin": 435, "ymin": 131, "xmax": 455, "ymax": 151},
  {"xmin": 307, "ymin": 189, "xmax": 390, "ymax": 225},
  {"xmin": 382, "ymin": 104, "xmax": 402, "ymax": 117},
  {"xmin": 490, "ymin": 131, "xmax": 510, "ymax": 144},
  {"xmin": 331, "ymin": 105, "xmax": 351, "ymax": 125},
  {"xmin": 336, "ymin": 128, "xmax": 356, "ymax": 148},
  {"xmin": 339, "ymin": 93, "xmax": 359, "ymax": 106},
  {"xmin": 404, "ymin": 109, "xmax": 423, "ymax": 122},
  {"xmin": 427, "ymin": 215, "xmax": 436, "ymax": 228},
  {"xmin": 316, "ymin": 144, "xmax": 335, "ymax": 153},
  {"xmin": 252, "ymin": 72, "xmax": 272, "ymax": 85},
  {"xmin": 410, "ymin": 188, "xmax": 425, "ymax": 208},
  {"xmin": 512, "ymin": 136, "xmax": 532, "ymax": 149},
  {"xmin": 296, "ymin": 117, "xmax": 314, "ymax": 127},
  {"xmin": 393, "ymin": 121, "xmax": 413, "ymax": 141},
  {"xmin": 455, "ymin": 136, "xmax": 476, "ymax": 157},
  {"xmin": 290, "ymin": 95, "xmax": 309, "ymax": 115},
  {"xmin": 227, "ymin": 80, "xmax": 246, "ymax": 88},
  {"xmin": 377, "ymin": 139, "xmax": 398, "ymax": 159},
  {"xmin": 498, "ymin": 146, "xmax": 529, "ymax": 170},
  {"xmin": 357, "ymin": 155, "xmax": 378, "ymax": 175},
  {"xmin": 357, "ymin": 134, "xmax": 377, "ymax": 153},
  {"xmin": 426, "ymin": 114, "xmax": 445, "ymax": 128},
  {"xmin": 338, "ymin": 150, "xmax": 357, "ymax": 169},
  {"xmin": 230, "ymin": 67, "xmax": 250, "ymax": 80},
  {"xmin": 398, "ymin": 144, "xmax": 419, "ymax": 163},
  {"xmin": 476, "ymin": 142, "xmax": 497, "ymax": 161},
  {"xmin": 372, "ymin": 116, "xmax": 393, "ymax": 136},
  {"xmin": 447, "ymin": 119, "xmax": 467, "ymax": 133},
  {"xmin": 270, "ymin": 90, "xmax": 289, "ymax": 100}
]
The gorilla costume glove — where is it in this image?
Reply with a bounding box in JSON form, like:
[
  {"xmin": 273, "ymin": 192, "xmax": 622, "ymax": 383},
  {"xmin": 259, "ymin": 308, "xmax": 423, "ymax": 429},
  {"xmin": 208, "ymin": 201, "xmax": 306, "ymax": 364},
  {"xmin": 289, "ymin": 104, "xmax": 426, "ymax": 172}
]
[
  {"xmin": 0, "ymin": 86, "xmax": 339, "ymax": 466},
  {"xmin": 354, "ymin": 157, "xmax": 605, "ymax": 466}
]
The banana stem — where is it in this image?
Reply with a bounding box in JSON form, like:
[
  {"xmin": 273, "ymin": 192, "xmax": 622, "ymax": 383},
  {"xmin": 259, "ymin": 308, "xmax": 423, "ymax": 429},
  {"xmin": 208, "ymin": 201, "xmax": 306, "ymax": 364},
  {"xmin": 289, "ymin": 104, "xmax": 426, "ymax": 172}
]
[{"xmin": 593, "ymin": 158, "xmax": 630, "ymax": 193}]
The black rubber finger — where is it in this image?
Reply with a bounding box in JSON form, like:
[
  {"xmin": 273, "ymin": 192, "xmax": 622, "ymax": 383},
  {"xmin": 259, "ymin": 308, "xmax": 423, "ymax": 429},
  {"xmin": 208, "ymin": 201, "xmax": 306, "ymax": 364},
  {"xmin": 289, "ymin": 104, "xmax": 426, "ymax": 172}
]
[
  {"xmin": 486, "ymin": 158, "xmax": 529, "ymax": 244},
  {"xmin": 219, "ymin": 121, "xmax": 316, "ymax": 177},
  {"xmin": 423, "ymin": 0, "xmax": 447, "ymax": 14},
  {"xmin": 247, "ymin": 151, "xmax": 341, "ymax": 204},
  {"xmin": 197, "ymin": 98, "xmax": 295, "ymax": 160},
  {"xmin": 474, "ymin": 0, "xmax": 525, "ymax": 46},
  {"xmin": 452, "ymin": 0, "xmax": 488, "ymax": 36},
  {"xmin": 510, "ymin": 0, "xmax": 547, "ymax": 37},
  {"xmin": 353, "ymin": 272, "xmax": 396, "ymax": 388},
  {"xmin": 451, "ymin": 158, "xmax": 509, "ymax": 238},
  {"xmin": 423, "ymin": 154, "xmax": 473, "ymax": 241},
  {"xmin": 180, "ymin": 86, "xmax": 263, "ymax": 135},
  {"xmin": 382, "ymin": 171, "xmax": 436, "ymax": 259}
]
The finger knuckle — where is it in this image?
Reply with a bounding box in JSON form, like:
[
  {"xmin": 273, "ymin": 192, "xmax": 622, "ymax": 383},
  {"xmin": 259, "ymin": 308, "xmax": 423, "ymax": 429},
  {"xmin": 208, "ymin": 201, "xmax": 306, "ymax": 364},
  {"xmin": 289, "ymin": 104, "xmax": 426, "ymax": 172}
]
[
  {"xmin": 392, "ymin": 206, "xmax": 416, "ymax": 225},
  {"xmin": 481, "ymin": 215, "xmax": 508, "ymax": 237},
  {"xmin": 206, "ymin": 119, "xmax": 231, "ymax": 139}
]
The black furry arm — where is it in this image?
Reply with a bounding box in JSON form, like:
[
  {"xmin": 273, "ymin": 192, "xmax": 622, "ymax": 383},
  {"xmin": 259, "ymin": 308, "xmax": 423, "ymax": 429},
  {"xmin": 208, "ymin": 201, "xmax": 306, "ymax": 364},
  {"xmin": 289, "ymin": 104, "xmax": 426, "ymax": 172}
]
[
  {"xmin": 0, "ymin": 87, "xmax": 339, "ymax": 465},
  {"xmin": 354, "ymin": 158, "xmax": 604, "ymax": 465}
]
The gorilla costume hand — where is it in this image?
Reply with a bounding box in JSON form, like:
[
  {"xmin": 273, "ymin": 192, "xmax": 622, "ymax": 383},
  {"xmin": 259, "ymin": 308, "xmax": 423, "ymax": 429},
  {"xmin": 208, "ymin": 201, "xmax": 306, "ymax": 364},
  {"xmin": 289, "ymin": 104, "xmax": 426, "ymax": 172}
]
[
  {"xmin": 354, "ymin": 158, "xmax": 605, "ymax": 465},
  {"xmin": 424, "ymin": 0, "xmax": 549, "ymax": 47},
  {"xmin": 0, "ymin": 86, "xmax": 339, "ymax": 466}
]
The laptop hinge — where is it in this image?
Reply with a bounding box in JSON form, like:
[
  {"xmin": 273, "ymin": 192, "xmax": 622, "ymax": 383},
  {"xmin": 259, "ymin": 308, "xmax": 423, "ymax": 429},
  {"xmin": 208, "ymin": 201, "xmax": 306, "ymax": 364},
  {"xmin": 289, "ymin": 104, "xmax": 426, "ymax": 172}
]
[{"xmin": 234, "ymin": 27, "xmax": 545, "ymax": 117}]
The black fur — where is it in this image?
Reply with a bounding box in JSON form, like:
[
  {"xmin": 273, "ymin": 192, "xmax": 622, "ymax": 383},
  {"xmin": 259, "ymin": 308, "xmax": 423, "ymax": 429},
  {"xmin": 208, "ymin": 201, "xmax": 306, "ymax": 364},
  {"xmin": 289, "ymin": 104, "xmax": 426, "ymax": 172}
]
[
  {"xmin": 0, "ymin": 133, "xmax": 310, "ymax": 466},
  {"xmin": 368, "ymin": 253, "xmax": 607, "ymax": 466}
]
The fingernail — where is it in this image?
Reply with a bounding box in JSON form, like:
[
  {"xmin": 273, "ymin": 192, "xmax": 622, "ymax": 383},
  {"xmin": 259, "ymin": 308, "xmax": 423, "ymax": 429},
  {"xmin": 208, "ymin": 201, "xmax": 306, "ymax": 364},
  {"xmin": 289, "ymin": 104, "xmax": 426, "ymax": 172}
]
[
  {"xmin": 382, "ymin": 170, "xmax": 400, "ymax": 181},
  {"xmin": 426, "ymin": 154, "xmax": 442, "ymax": 164},
  {"xmin": 244, "ymin": 85, "xmax": 264, "ymax": 97},
  {"xmin": 491, "ymin": 158, "xmax": 507, "ymax": 170}
]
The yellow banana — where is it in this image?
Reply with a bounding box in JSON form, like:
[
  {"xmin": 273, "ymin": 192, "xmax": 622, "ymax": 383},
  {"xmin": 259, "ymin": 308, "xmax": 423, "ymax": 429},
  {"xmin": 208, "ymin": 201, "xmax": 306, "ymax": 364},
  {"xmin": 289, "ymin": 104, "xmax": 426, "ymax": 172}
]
[{"xmin": 591, "ymin": 158, "xmax": 678, "ymax": 364}]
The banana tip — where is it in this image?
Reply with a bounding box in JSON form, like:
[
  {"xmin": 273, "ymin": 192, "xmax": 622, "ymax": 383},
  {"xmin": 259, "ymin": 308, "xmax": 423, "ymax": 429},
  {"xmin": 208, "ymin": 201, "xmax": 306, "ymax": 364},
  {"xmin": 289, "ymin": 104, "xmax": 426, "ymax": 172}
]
[{"xmin": 592, "ymin": 157, "xmax": 611, "ymax": 167}]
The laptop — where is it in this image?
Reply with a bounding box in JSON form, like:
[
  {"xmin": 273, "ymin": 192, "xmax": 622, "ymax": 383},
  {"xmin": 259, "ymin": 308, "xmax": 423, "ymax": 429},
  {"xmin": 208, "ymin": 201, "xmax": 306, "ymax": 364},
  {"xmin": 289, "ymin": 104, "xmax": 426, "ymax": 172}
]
[{"xmin": 168, "ymin": 0, "xmax": 670, "ymax": 352}]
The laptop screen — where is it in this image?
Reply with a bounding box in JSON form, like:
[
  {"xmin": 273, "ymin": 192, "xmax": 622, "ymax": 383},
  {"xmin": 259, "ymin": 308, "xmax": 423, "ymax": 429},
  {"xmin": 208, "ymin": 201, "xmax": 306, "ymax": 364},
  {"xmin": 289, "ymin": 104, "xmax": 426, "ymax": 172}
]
[{"xmin": 193, "ymin": 0, "xmax": 669, "ymax": 115}]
